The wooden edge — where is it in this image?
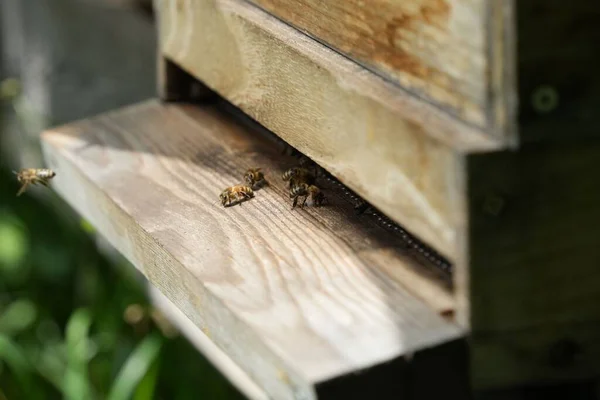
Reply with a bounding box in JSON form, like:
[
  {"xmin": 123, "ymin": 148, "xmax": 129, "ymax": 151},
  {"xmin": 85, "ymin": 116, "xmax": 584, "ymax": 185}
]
[
  {"xmin": 158, "ymin": 0, "xmax": 503, "ymax": 153},
  {"xmin": 244, "ymin": 0, "xmax": 490, "ymax": 132},
  {"xmin": 148, "ymin": 285, "xmax": 269, "ymax": 400},
  {"xmin": 154, "ymin": 0, "xmax": 214, "ymax": 102},
  {"xmin": 450, "ymin": 155, "xmax": 470, "ymax": 330},
  {"xmin": 40, "ymin": 99, "xmax": 463, "ymax": 399},
  {"xmin": 487, "ymin": 0, "xmax": 519, "ymax": 148}
]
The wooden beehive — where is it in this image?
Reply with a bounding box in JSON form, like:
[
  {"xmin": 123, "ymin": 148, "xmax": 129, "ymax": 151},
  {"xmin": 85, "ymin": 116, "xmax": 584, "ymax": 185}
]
[{"xmin": 40, "ymin": 0, "xmax": 600, "ymax": 398}]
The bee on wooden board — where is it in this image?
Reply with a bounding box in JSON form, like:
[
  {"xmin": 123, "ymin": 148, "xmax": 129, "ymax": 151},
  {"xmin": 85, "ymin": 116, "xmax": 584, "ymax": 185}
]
[
  {"xmin": 219, "ymin": 184, "xmax": 254, "ymax": 207},
  {"xmin": 243, "ymin": 168, "xmax": 267, "ymax": 189},
  {"xmin": 281, "ymin": 167, "xmax": 315, "ymax": 189},
  {"xmin": 290, "ymin": 182, "xmax": 327, "ymax": 209},
  {"xmin": 13, "ymin": 168, "xmax": 56, "ymax": 196},
  {"xmin": 354, "ymin": 200, "xmax": 371, "ymax": 215},
  {"xmin": 297, "ymin": 156, "xmax": 323, "ymax": 178}
]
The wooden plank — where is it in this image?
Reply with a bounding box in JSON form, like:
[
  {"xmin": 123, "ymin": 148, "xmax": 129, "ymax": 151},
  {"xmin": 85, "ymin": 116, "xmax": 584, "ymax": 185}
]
[
  {"xmin": 157, "ymin": 0, "xmax": 493, "ymax": 262},
  {"xmin": 244, "ymin": 0, "xmax": 489, "ymax": 130},
  {"xmin": 466, "ymin": 140, "xmax": 600, "ymax": 388},
  {"xmin": 40, "ymin": 100, "xmax": 462, "ymax": 399}
]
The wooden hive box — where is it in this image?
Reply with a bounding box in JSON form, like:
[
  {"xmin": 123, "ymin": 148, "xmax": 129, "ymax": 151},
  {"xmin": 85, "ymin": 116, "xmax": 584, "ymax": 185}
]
[{"xmin": 39, "ymin": 0, "xmax": 600, "ymax": 398}]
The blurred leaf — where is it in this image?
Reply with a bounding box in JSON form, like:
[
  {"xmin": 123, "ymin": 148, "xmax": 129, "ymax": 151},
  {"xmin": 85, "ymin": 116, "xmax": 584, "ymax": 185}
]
[
  {"xmin": 107, "ymin": 334, "xmax": 163, "ymax": 400},
  {"xmin": 64, "ymin": 308, "xmax": 93, "ymax": 400},
  {"xmin": 80, "ymin": 219, "xmax": 96, "ymax": 234},
  {"xmin": 0, "ymin": 334, "xmax": 32, "ymax": 394},
  {"xmin": 0, "ymin": 78, "xmax": 21, "ymax": 100},
  {"xmin": 36, "ymin": 318, "xmax": 61, "ymax": 344},
  {"xmin": 133, "ymin": 354, "xmax": 160, "ymax": 400},
  {"xmin": 33, "ymin": 344, "xmax": 66, "ymax": 393},
  {"xmin": 0, "ymin": 385, "xmax": 8, "ymax": 400},
  {"xmin": 0, "ymin": 216, "xmax": 28, "ymax": 272},
  {"xmin": 32, "ymin": 241, "xmax": 71, "ymax": 282},
  {"xmin": 0, "ymin": 299, "xmax": 37, "ymax": 335}
]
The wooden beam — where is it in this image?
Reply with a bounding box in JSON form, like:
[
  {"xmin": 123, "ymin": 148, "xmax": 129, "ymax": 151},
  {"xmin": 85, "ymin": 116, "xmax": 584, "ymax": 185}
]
[
  {"xmin": 245, "ymin": 0, "xmax": 489, "ymax": 130},
  {"xmin": 41, "ymin": 100, "xmax": 461, "ymax": 399},
  {"xmin": 466, "ymin": 140, "xmax": 600, "ymax": 389},
  {"xmin": 157, "ymin": 0, "xmax": 494, "ymax": 262}
]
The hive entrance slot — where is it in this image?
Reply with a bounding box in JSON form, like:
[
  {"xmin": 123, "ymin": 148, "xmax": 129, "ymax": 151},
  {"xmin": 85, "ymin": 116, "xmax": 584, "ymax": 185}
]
[{"xmin": 215, "ymin": 96, "xmax": 454, "ymax": 280}]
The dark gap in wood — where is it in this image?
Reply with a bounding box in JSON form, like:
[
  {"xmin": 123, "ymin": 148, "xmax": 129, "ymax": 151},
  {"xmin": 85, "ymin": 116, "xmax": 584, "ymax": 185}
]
[
  {"xmin": 159, "ymin": 57, "xmax": 219, "ymax": 103},
  {"xmin": 134, "ymin": 0, "xmax": 155, "ymax": 20}
]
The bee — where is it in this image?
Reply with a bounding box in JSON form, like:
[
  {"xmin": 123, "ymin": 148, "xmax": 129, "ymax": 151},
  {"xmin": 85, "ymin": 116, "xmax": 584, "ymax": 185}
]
[
  {"xmin": 13, "ymin": 168, "xmax": 56, "ymax": 196},
  {"xmin": 354, "ymin": 200, "xmax": 371, "ymax": 215},
  {"xmin": 281, "ymin": 167, "xmax": 315, "ymax": 189},
  {"xmin": 298, "ymin": 156, "xmax": 313, "ymax": 168},
  {"xmin": 298, "ymin": 156, "xmax": 322, "ymax": 177},
  {"xmin": 243, "ymin": 168, "xmax": 266, "ymax": 189},
  {"xmin": 219, "ymin": 185, "xmax": 254, "ymax": 207},
  {"xmin": 290, "ymin": 183, "xmax": 327, "ymax": 209}
]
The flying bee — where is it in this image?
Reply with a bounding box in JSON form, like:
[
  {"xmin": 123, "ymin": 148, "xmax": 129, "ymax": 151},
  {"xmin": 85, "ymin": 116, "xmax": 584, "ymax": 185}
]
[
  {"xmin": 281, "ymin": 167, "xmax": 315, "ymax": 189},
  {"xmin": 243, "ymin": 168, "xmax": 267, "ymax": 189},
  {"xmin": 290, "ymin": 183, "xmax": 327, "ymax": 209},
  {"xmin": 13, "ymin": 168, "xmax": 56, "ymax": 196},
  {"xmin": 219, "ymin": 184, "xmax": 254, "ymax": 207}
]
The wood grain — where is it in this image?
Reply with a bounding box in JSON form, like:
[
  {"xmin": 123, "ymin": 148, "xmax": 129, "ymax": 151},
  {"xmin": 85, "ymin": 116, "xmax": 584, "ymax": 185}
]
[
  {"xmin": 245, "ymin": 0, "xmax": 488, "ymax": 128},
  {"xmin": 157, "ymin": 0, "xmax": 493, "ymax": 262},
  {"xmin": 40, "ymin": 100, "xmax": 461, "ymax": 399},
  {"xmin": 466, "ymin": 141, "xmax": 600, "ymax": 388},
  {"xmin": 148, "ymin": 286, "xmax": 268, "ymax": 400}
]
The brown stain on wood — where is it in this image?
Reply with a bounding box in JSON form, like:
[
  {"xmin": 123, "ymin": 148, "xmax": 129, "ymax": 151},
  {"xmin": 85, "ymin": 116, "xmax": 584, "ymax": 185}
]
[
  {"xmin": 383, "ymin": 0, "xmax": 451, "ymax": 81},
  {"xmin": 252, "ymin": 0, "xmax": 452, "ymax": 93}
]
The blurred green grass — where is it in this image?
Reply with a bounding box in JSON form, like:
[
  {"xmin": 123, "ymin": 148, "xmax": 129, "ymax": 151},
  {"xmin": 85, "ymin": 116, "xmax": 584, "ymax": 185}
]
[{"xmin": 0, "ymin": 166, "xmax": 245, "ymax": 399}]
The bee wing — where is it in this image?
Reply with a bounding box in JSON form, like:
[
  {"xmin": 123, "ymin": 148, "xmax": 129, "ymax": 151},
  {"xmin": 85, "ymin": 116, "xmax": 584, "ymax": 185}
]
[
  {"xmin": 38, "ymin": 178, "xmax": 50, "ymax": 187},
  {"xmin": 16, "ymin": 182, "xmax": 29, "ymax": 196}
]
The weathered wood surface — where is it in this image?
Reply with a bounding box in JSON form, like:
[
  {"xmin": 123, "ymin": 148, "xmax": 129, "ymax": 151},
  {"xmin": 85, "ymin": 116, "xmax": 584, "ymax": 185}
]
[
  {"xmin": 157, "ymin": 0, "xmax": 491, "ymax": 262},
  {"xmin": 466, "ymin": 141, "xmax": 600, "ymax": 388},
  {"xmin": 41, "ymin": 100, "xmax": 461, "ymax": 399},
  {"xmin": 244, "ymin": 0, "xmax": 489, "ymax": 129}
]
